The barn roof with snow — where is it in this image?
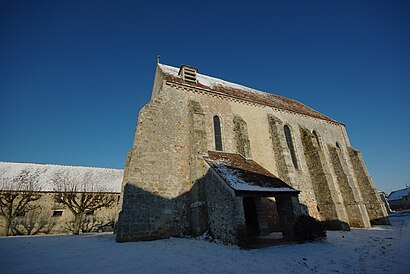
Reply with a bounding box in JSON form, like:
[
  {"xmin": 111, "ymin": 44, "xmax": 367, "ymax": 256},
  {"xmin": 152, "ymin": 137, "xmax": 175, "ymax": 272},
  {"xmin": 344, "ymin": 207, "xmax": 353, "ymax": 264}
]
[
  {"xmin": 204, "ymin": 151, "xmax": 299, "ymax": 197},
  {"xmin": 388, "ymin": 186, "xmax": 410, "ymax": 201},
  {"xmin": 158, "ymin": 63, "xmax": 339, "ymax": 124},
  {"xmin": 0, "ymin": 162, "xmax": 123, "ymax": 193}
]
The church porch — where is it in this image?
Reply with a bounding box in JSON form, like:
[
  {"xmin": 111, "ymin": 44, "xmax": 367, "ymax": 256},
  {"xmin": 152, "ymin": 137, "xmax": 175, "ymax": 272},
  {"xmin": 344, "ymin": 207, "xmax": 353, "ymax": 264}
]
[{"xmin": 203, "ymin": 151, "xmax": 302, "ymax": 248}]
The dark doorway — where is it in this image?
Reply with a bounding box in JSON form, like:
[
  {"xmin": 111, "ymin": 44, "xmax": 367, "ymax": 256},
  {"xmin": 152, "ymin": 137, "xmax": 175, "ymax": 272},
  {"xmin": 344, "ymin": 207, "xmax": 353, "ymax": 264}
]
[{"xmin": 243, "ymin": 197, "xmax": 260, "ymax": 236}]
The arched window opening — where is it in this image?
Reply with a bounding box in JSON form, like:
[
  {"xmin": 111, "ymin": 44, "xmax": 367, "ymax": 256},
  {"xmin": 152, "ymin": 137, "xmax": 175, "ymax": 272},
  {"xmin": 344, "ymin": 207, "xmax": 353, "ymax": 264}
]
[
  {"xmin": 213, "ymin": 116, "xmax": 223, "ymax": 151},
  {"xmin": 312, "ymin": 130, "xmax": 321, "ymax": 148},
  {"xmin": 336, "ymin": 142, "xmax": 341, "ymax": 149},
  {"xmin": 284, "ymin": 125, "xmax": 298, "ymax": 169}
]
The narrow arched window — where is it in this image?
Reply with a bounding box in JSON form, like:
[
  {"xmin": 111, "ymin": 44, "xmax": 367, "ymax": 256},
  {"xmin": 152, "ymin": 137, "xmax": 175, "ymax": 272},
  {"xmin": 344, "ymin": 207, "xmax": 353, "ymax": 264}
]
[
  {"xmin": 284, "ymin": 125, "xmax": 298, "ymax": 169},
  {"xmin": 312, "ymin": 130, "xmax": 321, "ymax": 148},
  {"xmin": 336, "ymin": 142, "xmax": 341, "ymax": 149},
  {"xmin": 213, "ymin": 116, "xmax": 223, "ymax": 151}
]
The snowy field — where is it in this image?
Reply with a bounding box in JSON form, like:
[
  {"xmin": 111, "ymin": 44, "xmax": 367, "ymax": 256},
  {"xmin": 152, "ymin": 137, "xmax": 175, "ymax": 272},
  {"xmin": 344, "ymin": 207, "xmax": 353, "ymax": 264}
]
[{"xmin": 0, "ymin": 214, "xmax": 409, "ymax": 274}]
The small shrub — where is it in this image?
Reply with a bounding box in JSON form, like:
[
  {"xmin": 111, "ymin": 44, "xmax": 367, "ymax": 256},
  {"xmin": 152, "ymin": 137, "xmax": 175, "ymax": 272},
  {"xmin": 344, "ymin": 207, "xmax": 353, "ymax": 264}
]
[{"xmin": 294, "ymin": 215, "xmax": 326, "ymax": 241}]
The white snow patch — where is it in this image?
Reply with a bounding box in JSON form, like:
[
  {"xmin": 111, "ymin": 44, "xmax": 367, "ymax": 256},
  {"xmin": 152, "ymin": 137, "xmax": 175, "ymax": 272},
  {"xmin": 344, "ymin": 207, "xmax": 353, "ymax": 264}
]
[
  {"xmin": 158, "ymin": 63, "xmax": 277, "ymax": 98},
  {"xmin": 213, "ymin": 161, "xmax": 295, "ymax": 193}
]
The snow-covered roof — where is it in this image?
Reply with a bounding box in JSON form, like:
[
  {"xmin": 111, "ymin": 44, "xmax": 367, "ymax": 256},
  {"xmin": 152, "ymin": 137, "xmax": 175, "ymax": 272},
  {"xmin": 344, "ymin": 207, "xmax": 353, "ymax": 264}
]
[
  {"xmin": 159, "ymin": 63, "xmax": 339, "ymax": 124},
  {"xmin": 388, "ymin": 186, "xmax": 410, "ymax": 201},
  {"xmin": 204, "ymin": 152, "xmax": 299, "ymax": 196},
  {"xmin": 0, "ymin": 162, "xmax": 123, "ymax": 193}
]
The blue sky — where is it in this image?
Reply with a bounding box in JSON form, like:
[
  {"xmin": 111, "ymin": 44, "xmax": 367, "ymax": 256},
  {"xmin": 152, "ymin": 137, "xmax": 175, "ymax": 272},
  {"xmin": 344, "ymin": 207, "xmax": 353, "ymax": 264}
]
[{"xmin": 0, "ymin": 0, "xmax": 409, "ymax": 194}]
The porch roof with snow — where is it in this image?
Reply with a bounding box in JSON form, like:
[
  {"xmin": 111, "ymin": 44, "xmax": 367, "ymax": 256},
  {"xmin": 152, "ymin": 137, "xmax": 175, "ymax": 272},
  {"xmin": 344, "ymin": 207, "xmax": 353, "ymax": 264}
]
[
  {"xmin": 204, "ymin": 151, "xmax": 300, "ymax": 197},
  {"xmin": 158, "ymin": 63, "xmax": 340, "ymax": 124}
]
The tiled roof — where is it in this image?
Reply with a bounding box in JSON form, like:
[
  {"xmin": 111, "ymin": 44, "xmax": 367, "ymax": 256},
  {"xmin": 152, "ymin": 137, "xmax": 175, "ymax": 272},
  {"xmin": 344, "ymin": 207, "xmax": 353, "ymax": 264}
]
[
  {"xmin": 204, "ymin": 151, "xmax": 299, "ymax": 196},
  {"xmin": 159, "ymin": 64, "xmax": 339, "ymax": 124},
  {"xmin": 0, "ymin": 162, "xmax": 123, "ymax": 193}
]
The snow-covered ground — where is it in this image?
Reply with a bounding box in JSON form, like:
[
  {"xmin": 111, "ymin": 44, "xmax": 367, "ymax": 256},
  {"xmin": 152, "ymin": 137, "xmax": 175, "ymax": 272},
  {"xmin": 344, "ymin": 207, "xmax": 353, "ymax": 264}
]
[{"xmin": 1, "ymin": 214, "xmax": 409, "ymax": 274}]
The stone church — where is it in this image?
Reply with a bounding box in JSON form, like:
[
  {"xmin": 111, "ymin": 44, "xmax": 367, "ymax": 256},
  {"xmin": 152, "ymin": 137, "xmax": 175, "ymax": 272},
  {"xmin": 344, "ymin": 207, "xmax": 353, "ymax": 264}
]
[{"xmin": 116, "ymin": 62, "xmax": 389, "ymax": 245}]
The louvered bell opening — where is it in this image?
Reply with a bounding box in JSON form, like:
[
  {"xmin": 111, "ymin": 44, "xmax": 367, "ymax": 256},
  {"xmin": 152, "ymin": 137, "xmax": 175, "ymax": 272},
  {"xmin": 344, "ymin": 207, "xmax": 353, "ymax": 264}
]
[{"xmin": 179, "ymin": 65, "xmax": 198, "ymax": 83}]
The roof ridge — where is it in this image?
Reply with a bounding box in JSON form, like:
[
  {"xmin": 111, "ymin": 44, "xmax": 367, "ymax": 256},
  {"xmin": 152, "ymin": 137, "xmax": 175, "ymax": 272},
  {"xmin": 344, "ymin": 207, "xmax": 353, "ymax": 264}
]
[
  {"xmin": 158, "ymin": 63, "xmax": 340, "ymax": 124},
  {"xmin": 159, "ymin": 63, "xmax": 274, "ymax": 97},
  {"xmin": 0, "ymin": 161, "xmax": 123, "ymax": 171}
]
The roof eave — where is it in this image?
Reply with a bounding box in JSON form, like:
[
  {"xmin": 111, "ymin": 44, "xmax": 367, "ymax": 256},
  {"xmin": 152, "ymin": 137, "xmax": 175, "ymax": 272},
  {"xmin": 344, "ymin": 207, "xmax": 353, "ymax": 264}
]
[{"xmin": 234, "ymin": 189, "xmax": 300, "ymax": 197}]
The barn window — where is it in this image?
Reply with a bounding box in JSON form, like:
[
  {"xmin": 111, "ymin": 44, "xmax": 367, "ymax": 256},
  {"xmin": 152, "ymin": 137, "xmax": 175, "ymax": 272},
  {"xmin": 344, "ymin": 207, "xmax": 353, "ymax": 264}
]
[
  {"xmin": 284, "ymin": 125, "xmax": 299, "ymax": 169},
  {"xmin": 312, "ymin": 130, "xmax": 321, "ymax": 148},
  {"xmin": 213, "ymin": 115, "xmax": 223, "ymax": 151}
]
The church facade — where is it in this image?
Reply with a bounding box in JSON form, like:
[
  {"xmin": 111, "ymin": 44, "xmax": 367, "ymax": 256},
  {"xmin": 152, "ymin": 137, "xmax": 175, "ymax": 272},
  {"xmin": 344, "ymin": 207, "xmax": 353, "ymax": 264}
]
[{"xmin": 116, "ymin": 62, "xmax": 389, "ymax": 245}]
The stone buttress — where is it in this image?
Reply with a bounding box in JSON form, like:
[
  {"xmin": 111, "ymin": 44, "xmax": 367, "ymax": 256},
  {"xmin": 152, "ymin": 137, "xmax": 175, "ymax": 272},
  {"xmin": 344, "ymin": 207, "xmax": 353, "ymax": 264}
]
[{"xmin": 116, "ymin": 67, "xmax": 208, "ymax": 242}]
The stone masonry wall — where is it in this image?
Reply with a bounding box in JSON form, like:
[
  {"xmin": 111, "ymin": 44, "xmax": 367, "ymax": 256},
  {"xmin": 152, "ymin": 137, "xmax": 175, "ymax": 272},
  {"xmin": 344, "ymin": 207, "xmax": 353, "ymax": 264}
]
[
  {"xmin": 118, "ymin": 64, "xmax": 389, "ymax": 243},
  {"xmin": 166, "ymin": 81, "xmax": 383, "ymax": 228},
  {"xmin": 204, "ymin": 170, "xmax": 246, "ymax": 245},
  {"xmin": 267, "ymin": 114, "xmax": 292, "ymax": 183},
  {"xmin": 261, "ymin": 197, "xmax": 281, "ymax": 232},
  {"xmin": 187, "ymin": 100, "xmax": 208, "ymax": 235},
  {"xmin": 328, "ymin": 145, "xmax": 370, "ymax": 227},
  {"xmin": 233, "ymin": 115, "xmax": 252, "ymax": 158},
  {"xmin": 117, "ymin": 78, "xmax": 194, "ymax": 241},
  {"xmin": 348, "ymin": 147, "xmax": 389, "ymax": 225},
  {"xmin": 1, "ymin": 192, "xmax": 119, "ymax": 236},
  {"xmin": 299, "ymin": 127, "xmax": 349, "ymax": 229}
]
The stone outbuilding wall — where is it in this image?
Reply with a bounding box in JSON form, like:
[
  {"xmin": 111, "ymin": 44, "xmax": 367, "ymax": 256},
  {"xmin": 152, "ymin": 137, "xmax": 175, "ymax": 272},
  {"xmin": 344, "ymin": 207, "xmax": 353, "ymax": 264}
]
[
  {"xmin": 203, "ymin": 169, "xmax": 246, "ymax": 245},
  {"xmin": 0, "ymin": 191, "xmax": 120, "ymax": 236},
  {"xmin": 0, "ymin": 162, "xmax": 123, "ymax": 236}
]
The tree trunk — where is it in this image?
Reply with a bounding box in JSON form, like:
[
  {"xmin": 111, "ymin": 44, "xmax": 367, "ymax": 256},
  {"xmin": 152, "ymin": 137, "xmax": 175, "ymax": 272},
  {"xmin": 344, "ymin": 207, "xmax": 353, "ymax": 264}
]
[
  {"xmin": 73, "ymin": 213, "xmax": 83, "ymax": 235},
  {"xmin": 5, "ymin": 218, "xmax": 11, "ymax": 236}
]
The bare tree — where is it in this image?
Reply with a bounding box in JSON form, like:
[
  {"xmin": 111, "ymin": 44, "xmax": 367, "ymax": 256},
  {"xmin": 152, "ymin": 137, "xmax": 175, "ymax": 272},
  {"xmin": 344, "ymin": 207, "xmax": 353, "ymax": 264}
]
[
  {"xmin": 81, "ymin": 214, "xmax": 104, "ymax": 233},
  {"xmin": 11, "ymin": 206, "xmax": 56, "ymax": 235},
  {"xmin": 61, "ymin": 211, "xmax": 103, "ymax": 234},
  {"xmin": 81, "ymin": 210, "xmax": 116, "ymax": 233},
  {"xmin": 52, "ymin": 170, "xmax": 117, "ymax": 235},
  {"xmin": 0, "ymin": 170, "xmax": 42, "ymax": 236}
]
